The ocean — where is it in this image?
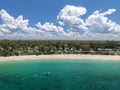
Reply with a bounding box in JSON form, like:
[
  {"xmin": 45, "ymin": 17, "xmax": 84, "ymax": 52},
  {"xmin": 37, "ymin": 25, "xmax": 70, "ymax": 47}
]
[{"xmin": 0, "ymin": 59, "xmax": 120, "ymax": 90}]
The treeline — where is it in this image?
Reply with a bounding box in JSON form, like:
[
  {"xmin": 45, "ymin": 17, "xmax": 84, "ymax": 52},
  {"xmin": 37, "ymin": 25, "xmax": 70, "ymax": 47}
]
[{"xmin": 0, "ymin": 40, "xmax": 120, "ymax": 56}]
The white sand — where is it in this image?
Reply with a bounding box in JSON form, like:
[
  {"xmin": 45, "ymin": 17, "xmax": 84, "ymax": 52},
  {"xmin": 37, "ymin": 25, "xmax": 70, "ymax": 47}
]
[{"xmin": 0, "ymin": 54, "xmax": 120, "ymax": 61}]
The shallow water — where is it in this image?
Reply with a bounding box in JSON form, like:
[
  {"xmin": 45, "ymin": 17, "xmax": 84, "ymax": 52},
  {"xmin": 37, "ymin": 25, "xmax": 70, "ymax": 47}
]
[{"xmin": 0, "ymin": 59, "xmax": 120, "ymax": 90}]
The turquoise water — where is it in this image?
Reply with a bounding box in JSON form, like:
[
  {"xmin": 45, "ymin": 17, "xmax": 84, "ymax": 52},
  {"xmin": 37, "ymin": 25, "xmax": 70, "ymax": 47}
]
[{"xmin": 0, "ymin": 59, "xmax": 120, "ymax": 90}]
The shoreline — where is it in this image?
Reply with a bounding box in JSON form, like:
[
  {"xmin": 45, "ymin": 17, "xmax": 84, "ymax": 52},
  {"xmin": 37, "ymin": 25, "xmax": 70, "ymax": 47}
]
[{"xmin": 0, "ymin": 54, "xmax": 120, "ymax": 61}]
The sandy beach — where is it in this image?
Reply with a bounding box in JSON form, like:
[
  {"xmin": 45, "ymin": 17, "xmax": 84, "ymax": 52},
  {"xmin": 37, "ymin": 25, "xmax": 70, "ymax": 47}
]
[{"xmin": 0, "ymin": 54, "xmax": 120, "ymax": 61}]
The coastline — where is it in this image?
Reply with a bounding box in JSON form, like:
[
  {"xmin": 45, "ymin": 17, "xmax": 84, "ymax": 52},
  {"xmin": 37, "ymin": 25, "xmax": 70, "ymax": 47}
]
[{"xmin": 0, "ymin": 54, "xmax": 120, "ymax": 61}]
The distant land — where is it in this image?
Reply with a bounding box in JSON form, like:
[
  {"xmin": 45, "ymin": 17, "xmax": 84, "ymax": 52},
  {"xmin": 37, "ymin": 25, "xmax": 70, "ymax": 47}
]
[{"xmin": 0, "ymin": 40, "xmax": 120, "ymax": 57}]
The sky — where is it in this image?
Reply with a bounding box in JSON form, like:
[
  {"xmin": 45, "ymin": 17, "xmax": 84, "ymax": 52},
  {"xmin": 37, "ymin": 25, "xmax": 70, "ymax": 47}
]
[{"xmin": 0, "ymin": 0, "xmax": 120, "ymax": 40}]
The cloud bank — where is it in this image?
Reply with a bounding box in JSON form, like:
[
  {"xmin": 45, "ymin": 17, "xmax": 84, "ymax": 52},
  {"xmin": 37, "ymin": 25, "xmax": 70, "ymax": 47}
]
[{"xmin": 0, "ymin": 5, "xmax": 120, "ymax": 40}]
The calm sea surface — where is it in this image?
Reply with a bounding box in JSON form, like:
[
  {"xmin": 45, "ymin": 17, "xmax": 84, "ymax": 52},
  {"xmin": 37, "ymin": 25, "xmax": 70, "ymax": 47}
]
[{"xmin": 0, "ymin": 59, "xmax": 120, "ymax": 90}]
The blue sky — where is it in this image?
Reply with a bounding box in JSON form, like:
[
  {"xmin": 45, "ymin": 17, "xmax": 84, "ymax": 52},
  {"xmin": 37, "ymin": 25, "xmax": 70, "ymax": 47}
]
[{"xmin": 0, "ymin": 0, "xmax": 120, "ymax": 40}]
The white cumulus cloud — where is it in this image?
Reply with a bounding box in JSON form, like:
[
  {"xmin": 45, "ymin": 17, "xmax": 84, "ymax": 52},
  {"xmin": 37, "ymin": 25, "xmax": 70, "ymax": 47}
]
[
  {"xmin": 36, "ymin": 22, "xmax": 64, "ymax": 33},
  {"xmin": 0, "ymin": 5, "xmax": 120, "ymax": 40},
  {"xmin": 0, "ymin": 9, "xmax": 30, "ymax": 33},
  {"xmin": 86, "ymin": 9, "xmax": 120, "ymax": 34},
  {"xmin": 57, "ymin": 5, "xmax": 88, "ymax": 33}
]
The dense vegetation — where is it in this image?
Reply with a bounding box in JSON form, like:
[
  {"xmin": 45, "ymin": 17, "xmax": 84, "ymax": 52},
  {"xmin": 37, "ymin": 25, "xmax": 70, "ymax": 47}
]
[{"xmin": 0, "ymin": 40, "xmax": 120, "ymax": 56}]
